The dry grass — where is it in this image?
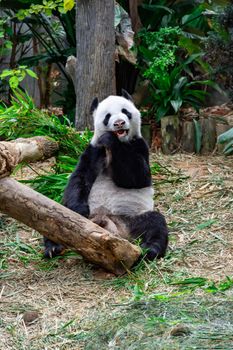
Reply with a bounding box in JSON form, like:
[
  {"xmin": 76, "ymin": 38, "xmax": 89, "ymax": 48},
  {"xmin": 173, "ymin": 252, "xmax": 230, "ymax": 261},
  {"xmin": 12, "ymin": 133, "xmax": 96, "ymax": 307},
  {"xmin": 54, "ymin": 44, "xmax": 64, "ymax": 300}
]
[{"xmin": 0, "ymin": 153, "xmax": 233, "ymax": 349}]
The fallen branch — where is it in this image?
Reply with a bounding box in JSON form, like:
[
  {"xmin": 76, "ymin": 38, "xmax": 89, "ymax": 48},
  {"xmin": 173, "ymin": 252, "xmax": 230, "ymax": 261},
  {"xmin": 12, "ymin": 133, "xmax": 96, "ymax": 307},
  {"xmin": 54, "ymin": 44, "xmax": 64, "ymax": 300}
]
[
  {"xmin": 0, "ymin": 177, "xmax": 141, "ymax": 275},
  {"xmin": 0, "ymin": 136, "xmax": 59, "ymax": 178}
]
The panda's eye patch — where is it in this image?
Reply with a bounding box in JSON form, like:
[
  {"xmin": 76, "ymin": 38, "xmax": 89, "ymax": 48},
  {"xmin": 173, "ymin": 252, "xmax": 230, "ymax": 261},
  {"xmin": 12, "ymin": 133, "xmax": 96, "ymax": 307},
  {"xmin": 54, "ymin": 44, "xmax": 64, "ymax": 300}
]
[
  {"xmin": 121, "ymin": 108, "xmax": 132, "ymax": 119},
  {"xmin": 103, "ymin": 113, "xmax": 111, "ymax": 126}
]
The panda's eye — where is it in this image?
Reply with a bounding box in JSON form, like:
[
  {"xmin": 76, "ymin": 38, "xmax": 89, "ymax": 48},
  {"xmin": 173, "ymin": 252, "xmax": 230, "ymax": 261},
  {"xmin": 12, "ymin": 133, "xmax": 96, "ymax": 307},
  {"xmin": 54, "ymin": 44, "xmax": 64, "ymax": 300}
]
[
  {"xmin": 103, "ymin": 113, "xmax": 111, "ymax": 126},
  {"xmin": 121, "ymin": 108, "xmax": 132, "ymax": 119}
]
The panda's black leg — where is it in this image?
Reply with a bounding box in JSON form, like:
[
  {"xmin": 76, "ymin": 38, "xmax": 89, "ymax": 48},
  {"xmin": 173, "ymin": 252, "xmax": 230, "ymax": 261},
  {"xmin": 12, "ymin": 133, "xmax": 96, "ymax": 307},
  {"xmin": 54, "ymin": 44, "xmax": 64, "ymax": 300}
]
[
  {"xmin": 43, "ymin": 237, "xmax": 64, "ymax": 258},
  {"xmin": 129, "ymin": 211, "xmax": 168, "ymax": 260}
]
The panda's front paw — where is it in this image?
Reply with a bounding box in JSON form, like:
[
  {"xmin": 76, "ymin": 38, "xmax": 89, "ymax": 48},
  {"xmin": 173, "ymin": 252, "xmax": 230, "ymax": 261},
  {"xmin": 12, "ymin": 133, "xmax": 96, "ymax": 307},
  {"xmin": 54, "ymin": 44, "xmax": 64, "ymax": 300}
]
[{"xmin": 97, "ymin": 131, "xmax": 118, "ymax": 148}]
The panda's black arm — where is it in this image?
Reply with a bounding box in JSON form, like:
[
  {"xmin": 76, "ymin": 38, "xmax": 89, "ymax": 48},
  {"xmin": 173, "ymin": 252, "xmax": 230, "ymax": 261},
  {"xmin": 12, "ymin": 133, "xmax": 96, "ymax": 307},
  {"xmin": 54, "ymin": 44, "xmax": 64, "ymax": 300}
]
[
  {"xmin": 63, "ymin": 144, "xmax": 105, "ymax": 217},
  {"xmin": 98, "ymin": 132, "xmax": 151, "ymax": 189}
]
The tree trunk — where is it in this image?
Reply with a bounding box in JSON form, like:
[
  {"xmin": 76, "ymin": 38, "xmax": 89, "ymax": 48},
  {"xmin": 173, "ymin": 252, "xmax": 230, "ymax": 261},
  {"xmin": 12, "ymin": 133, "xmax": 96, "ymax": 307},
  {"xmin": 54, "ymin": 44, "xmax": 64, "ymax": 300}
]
[
  {"xmin": 129, "ymin": 0, "xmax": 143, "ymax": 33},
  {"xmin": 0, "ymin": 137, "xmax": 58, "ymax": 178},
  {"xmin": 75, "ymin": 0, "xmax": 116, "ymax": 130},
  {"xmin": 0, "ymin": 178, "xmax": 141, "ymax": 275}
]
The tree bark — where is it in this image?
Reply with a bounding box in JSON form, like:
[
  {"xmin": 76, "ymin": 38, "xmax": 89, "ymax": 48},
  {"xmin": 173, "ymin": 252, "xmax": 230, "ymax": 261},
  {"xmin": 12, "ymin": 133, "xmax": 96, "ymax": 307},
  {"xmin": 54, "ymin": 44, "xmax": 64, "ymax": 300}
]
[
  {"xmin": 75, "ymin": 0, "xmax": 116, "ymax": 130},
  {"xmin": 181, "ymin": 120, "xmax": 195, "ymax": 153},
  {"xmin": 200, "ymin": 117, "xmax": 216, "ymax": 154},
  {"xmin": 129, "ymin": 0, "xmax": 143, "ymax": 34},
  {"xmin": 161, "ymin": 115, "xmax": 181, "ymax": 154},
  {"xmin": 0, "ymin": 178, "xmax": 141, "ymax": 275},
  {"xmin": 0, "ymin": 137, "xmax": 58, "ymax": 178}
]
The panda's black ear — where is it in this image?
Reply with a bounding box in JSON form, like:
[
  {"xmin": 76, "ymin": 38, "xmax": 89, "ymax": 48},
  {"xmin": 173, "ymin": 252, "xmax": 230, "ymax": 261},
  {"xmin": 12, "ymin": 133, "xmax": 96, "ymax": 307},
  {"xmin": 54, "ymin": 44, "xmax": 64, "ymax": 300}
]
[
  {"xmin": 121, "ymin": 89, "xmax": 133, "ymax": 102},
  {"xmin": 90, "ymin": 97, "xmax": 99, "ymax": 114}
]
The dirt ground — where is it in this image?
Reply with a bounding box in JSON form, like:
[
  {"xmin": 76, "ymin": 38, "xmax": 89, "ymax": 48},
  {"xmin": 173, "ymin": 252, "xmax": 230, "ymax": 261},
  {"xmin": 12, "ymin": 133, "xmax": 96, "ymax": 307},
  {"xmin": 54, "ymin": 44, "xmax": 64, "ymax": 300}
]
[{"xmin": 0, "ymin": 153, "xmax": 233, "ymax": 349}]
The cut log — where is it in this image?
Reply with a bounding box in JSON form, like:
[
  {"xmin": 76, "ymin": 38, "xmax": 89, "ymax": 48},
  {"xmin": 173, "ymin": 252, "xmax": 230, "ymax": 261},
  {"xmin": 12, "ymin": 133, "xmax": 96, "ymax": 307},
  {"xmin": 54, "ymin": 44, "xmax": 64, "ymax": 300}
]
[
  {"xmin": 161, "ymin": 115, "xmax": 181, "ymax": 154},
  {"xmin": 181, "ymin": 120, "xmax": 195, "ymax": 153},
  {"xmin": 200, "ymin": 117, "xmax": 216, "ymax": 154},
  {"xmin": 0, "ymin": 177, "xmax": 141, "ymax": 275},
  {"xmin": 0, "ymin": 136, "xmax": 59, "ymax": 178}
]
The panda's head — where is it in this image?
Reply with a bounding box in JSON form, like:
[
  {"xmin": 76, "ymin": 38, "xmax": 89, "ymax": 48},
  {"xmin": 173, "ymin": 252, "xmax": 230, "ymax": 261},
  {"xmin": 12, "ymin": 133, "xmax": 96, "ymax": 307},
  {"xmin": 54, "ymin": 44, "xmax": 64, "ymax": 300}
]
[{"xmin": 91, "ymin": 90, "xmax": 142, "ymax": 145}]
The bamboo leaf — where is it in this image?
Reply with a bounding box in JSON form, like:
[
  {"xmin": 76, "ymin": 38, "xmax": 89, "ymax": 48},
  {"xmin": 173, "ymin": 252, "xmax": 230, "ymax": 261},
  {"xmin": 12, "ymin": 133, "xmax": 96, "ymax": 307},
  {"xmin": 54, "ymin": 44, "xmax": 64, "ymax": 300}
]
[{"xmin": 218, "ymin": 127, "xmax": 233, "ymax": 144}]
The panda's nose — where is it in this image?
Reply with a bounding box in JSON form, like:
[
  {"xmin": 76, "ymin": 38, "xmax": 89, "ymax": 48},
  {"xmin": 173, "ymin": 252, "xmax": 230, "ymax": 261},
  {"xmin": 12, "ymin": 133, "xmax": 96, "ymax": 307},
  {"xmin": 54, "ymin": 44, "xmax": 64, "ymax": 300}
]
[{"xmin": 114, "ymin": 120, "xmax": 126, "ymax": 128}]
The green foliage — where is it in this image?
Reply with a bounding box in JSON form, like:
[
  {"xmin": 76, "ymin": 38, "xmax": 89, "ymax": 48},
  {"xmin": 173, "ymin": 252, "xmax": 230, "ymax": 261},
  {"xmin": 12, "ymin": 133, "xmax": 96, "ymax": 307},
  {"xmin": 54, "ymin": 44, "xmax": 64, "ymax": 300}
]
[
  {"xmin": 205, "ymin": 4, "xmax": 233, "ymax": 102},
  {"xmin": 0, "ymin": 89, "xmax": 92, "ymax": 201},
  {"xmin": 0, "ymin": 66, "xmax": 37, "ymax": 90},
  {"xmin": 217, "ymin": 127, "xmax": 233, "ymax": 155},
  {"xmin": 147, "ymin": 56, "xmax": 215, "ymax": 121},
  {"xmin": 0, "ymin": 17, "xmax": 13, "ymax": 54},
  {"xmin": 16, "ymin": 0, "xmax": 65, "ymax": 20},
  {"xmin": 136, "ymin": 1, "xmax": 224, "ymax": 120},
  {"xmin": 0, "ymin": 1, "xmax": 76, "ymax": 115},
  {"xmin": 64, "ymin": 0, "xmax": 75, "ymax": 12},
  {"xmin": 138, "ymin": 26, "xmax": 181, "ymax": 82},
  {"xmin": 137, "ymin": 24, "xmax": 218, "ymax": 120},
  {"xmin": 0, "ymin": 89, "xmax": 91, "ymax": 158},
  {"xmin": 22, "ymin": 155, "xmax": 78, "ymax": 202}
]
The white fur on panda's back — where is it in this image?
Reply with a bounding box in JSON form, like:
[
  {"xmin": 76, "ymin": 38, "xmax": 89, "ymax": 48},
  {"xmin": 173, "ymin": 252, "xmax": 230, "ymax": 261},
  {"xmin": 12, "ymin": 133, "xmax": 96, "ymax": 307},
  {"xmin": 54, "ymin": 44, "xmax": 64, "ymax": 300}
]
[{"xmin": 88, "ymin": 173, "xmax": 154, "ymax": 217}]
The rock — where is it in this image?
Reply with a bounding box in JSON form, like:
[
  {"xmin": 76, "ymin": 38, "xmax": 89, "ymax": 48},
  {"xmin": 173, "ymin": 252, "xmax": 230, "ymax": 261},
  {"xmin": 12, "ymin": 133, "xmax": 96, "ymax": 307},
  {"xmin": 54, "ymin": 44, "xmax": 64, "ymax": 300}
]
[{"xmin": 23, "ymin": 311, "xmax": 40, "ymax": 325}]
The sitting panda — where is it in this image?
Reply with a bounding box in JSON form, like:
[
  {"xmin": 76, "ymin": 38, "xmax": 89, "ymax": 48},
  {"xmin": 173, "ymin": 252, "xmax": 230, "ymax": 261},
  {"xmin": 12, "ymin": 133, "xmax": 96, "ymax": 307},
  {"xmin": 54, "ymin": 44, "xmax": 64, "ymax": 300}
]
[{"xmin": 44, "ymin": 90, "xmax": 168, "ymax": 261}]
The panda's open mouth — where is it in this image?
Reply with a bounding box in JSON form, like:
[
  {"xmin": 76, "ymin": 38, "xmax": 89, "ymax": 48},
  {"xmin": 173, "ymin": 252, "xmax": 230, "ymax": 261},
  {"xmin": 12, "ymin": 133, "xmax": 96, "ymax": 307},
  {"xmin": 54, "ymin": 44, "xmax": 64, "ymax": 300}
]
[{"xmin": 114, "ymin": 129, "xmax": 129, "ymax": 137}]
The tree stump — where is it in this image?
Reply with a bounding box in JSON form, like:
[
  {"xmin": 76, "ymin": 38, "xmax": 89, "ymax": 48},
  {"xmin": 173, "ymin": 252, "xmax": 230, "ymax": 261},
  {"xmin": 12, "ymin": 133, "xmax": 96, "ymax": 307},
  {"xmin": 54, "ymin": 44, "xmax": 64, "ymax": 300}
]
[
  {"xmin": 200, "ymin": 117, "xmax": 216, "ymax": 154},
  {"xmin": 181, "ymin": 120, "xmax": 195, "ymax": 153},
  {"xmin": 161, "ymin": 115, "xmax": 181, "ymax": 154}
]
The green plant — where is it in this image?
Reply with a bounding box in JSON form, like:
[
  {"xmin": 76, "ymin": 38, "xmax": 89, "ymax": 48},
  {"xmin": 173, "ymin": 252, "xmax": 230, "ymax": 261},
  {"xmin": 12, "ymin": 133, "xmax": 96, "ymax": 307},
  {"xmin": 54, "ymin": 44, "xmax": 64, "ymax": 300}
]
[
  {"xmin": 0, "ymin": 89, "xmax": 91, "ymax": 157},
  {"xmin": 137, "ymin": 25, "xmax": 218, "ymax": 120},
  {"xmin": 218, "ymin": 127, "xmax": 233, "ymax": 155},
  {"xmin": 0, "ymin": 65, "xmax": 37, "ymax": 89},
  {"xmin": 0, "ymin": 89, "xmax": 92, "ymax": 201},
  {"xmin": 205, "ymin": 4, "xmax": 233, "ymax": 102},
  {"xmin": 22, "ymin": 155, "xmax": 78, "ymax": 202},
  {"xmin": 0, "ymin": 17, "xmax": 13, "ymax": 55},
  {"xmin": 138, "ymin": 26, "xmax": 181, "ymax": 82},
  {"xmin": 147, "ymin": 56, "xmax": 215, "ymax": 121},
  {"xmin": 0, "ymin": 1, "xmax": 76, "ymax": 115}
]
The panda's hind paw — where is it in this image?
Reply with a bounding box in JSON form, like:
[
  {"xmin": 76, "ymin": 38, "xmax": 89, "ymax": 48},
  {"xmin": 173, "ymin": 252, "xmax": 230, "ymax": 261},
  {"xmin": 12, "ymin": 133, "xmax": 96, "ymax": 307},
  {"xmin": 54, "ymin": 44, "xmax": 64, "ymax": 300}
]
[{"xmin": 44, "ymin": 240, "xmax": 64, "ymax": 259}]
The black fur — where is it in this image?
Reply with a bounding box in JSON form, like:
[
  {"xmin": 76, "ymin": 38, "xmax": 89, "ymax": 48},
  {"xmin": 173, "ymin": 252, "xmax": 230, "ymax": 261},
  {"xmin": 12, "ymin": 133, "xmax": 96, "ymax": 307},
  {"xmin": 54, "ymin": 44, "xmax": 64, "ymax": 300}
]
[
  {"xmin": 43, "ymin": 237, "xmax": 63, "ymax": 258},
  {"xmin": 121, "ymin": 108, "xmax": 132, "ymax": 119},
  {"xmin": 103, "ymin": 113, "xmax": 111, "ymax": 126},
  {"xmin": 121, "ymin": 88, "xmax": 133, "ymax": 101},
  {"xmin": 97, "ymin": 132, "xmax": 151, "ymax": 189},
  {"xmin": 129, "ymin": 211, "xmax": 168, "ymax": 260},
  {"xmin": 44, "ymin": 131, "xmax": 168, "ymax": 261},
  {"xmin": 63, "ymin": 144, "xmax": 106, "ymax": 216},
  {"xmin": 90, "ymin": 97, "xmax": 99, "ymax": 113}
]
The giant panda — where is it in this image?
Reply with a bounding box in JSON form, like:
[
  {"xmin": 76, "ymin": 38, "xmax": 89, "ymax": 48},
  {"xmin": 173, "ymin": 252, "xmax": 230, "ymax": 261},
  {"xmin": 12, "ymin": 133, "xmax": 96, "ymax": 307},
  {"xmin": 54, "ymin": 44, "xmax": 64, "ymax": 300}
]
[{"xmin": 44, "ymin": 90, "xmax": 168, "ymax": 261}]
